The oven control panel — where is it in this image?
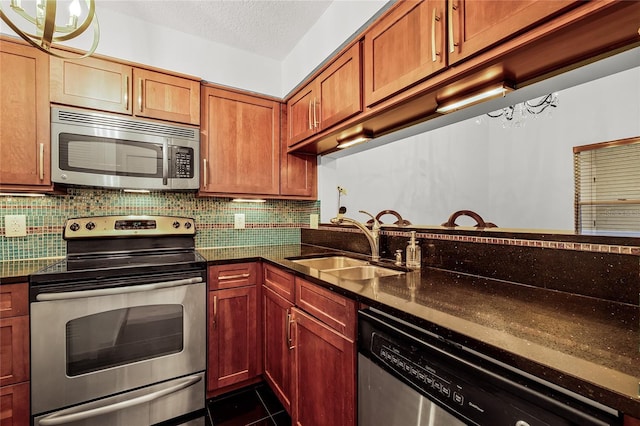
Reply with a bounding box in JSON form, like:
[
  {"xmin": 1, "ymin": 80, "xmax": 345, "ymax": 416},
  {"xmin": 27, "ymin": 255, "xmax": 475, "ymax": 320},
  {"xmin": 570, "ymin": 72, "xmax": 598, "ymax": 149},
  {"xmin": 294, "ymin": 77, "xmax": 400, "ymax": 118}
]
[{"xmin": 63, "ymin": 215, "xmax": 196, "ymax": 239}]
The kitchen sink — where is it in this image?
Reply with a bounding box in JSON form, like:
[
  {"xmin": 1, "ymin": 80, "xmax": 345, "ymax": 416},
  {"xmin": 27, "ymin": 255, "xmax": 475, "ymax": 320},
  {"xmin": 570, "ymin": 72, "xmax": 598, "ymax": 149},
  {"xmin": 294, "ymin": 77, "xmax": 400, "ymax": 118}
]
[
  {"xmin": 290, "ymin": 256, "xmax": 406, "ymax": 281},
  {"xmin": 321, "ymin": 265, "xmax": 405, "ymax": 281},
  {"xmin": 290, "ymin": 256, "xmax": 369, "ymax": 270}
]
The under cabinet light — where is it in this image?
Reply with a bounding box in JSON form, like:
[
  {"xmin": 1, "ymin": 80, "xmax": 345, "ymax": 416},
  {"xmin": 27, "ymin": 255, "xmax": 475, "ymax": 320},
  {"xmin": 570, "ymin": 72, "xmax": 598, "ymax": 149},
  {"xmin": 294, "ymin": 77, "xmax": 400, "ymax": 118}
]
[
  {"xmin": 232, "ymin": 198, "xmax": 266, "ymax": 203},
  {"xmin": 336, "ymin": 129, "xmax": 374, "ymax": 149},
  {"xmin": 123, "ymin": 189, "xmax": 151, "ymax": 194},
  {"xmin": 0, "ymin": 192, "xmax": 46, "ymax": 197},
  {"xmin": 436, "ymin": 83, "xmax": 514, "ymax": 114}
]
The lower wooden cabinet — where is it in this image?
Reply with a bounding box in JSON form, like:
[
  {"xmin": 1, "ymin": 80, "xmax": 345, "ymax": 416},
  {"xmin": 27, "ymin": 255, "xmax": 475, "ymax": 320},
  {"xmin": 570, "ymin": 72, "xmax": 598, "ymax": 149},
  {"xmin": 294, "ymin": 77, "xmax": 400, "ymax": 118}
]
[
  {"xmin": 207, "ymin": 263, "xmax": 261, "ymax": 394},
  {"xmin": 262, "ymin": 264, "xmax": 357, "ymax": 426},
  {"xmin": 0, "ymin": 283, "xmax": 30, "ymax": 426}
]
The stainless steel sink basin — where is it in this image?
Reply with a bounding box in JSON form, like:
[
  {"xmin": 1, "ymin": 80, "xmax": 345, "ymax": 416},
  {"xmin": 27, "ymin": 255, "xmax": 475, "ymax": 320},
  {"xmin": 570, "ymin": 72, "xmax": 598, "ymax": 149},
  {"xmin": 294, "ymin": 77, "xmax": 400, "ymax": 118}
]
[
  {"xmin": 321, "ymin": 265, "xmax": 405, "ymax": 281},
  {"xmin": 290, "ymin": 256, "xmax": 369, "ymax": 270}
]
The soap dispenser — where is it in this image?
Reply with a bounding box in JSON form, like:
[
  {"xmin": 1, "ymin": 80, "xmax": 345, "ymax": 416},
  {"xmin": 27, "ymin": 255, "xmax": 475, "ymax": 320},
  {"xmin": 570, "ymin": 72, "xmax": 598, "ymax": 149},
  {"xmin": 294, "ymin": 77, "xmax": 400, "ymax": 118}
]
[{"xmin": 406, "ymin": 231, "xmax": 421, "ymax": 269}]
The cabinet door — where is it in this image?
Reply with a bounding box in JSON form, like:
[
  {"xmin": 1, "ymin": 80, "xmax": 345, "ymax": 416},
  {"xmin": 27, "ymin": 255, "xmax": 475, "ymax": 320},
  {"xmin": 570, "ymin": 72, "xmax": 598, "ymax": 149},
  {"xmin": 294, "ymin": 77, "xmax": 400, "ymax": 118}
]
[
  {"xmin": 287, "ymin": 83, "xmax": 316, "ymax": 147},
  {"xmin": 317, "ymin": 42, "xmax": 362, "ymax": 131},
  {"xmin": 262, "ymin": 286, "xmax": 294, "ymax": 414},
  {"xmin": 0, "ymin": 41, "xmax": 51, "ymax": 190},
  {"xmin": 364, "ymin": 0, "xmax": 446, "ymax": 107},
  {"xmin": 0, "ymin": 382, "xmax": 30, "ymax": 426},
  {"xmin": 207, "ymin": 286, "xmax": 258, "ymax": 391},
  {"xmin": 0, "ymin": 315, "xmax": 29, "ymax": 387},
  {"xmin": 201, "ymin": 87, "xmax": 280, "ymax": 196},
  {"xmin": 292, "ymin": 308, "xmax": 356, "ymax": 426},
  {"xmin": 449, "ymin": 0, "xmax": 580, "ymax": 64},
  {"xmin": 280, "ymin": 105, "xmax": 317, "ymax": 199},
  {"xmin": 50, "ymin": 56, "xmax": 132, "ymax": 114},
  {"xmin": 134, "ymin": 68, "xmax": 200, "ymax": 125}
]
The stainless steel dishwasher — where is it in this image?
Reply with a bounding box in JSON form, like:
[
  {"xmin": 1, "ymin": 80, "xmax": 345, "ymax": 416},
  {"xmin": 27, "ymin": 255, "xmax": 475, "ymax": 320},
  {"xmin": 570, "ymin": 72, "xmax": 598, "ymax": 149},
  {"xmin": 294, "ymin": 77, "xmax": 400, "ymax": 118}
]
[{"xmin": 358, "ymin": 308, "xmax": 622, "ymax": 426}]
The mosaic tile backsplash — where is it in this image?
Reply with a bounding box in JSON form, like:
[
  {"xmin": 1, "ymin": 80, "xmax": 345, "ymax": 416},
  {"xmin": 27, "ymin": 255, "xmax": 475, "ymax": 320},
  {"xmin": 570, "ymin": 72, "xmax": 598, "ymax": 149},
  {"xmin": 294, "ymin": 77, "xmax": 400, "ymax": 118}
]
[{"xmin": 0, "ymin": 188, "xmax": 319, "ymax": 261}]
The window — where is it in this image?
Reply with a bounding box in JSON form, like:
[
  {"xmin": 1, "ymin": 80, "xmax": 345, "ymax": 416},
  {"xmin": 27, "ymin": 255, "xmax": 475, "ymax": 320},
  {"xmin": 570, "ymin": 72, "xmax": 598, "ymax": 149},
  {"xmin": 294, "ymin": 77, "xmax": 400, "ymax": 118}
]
[{"xmin": 574, "ymin": 137, "xmax": 640, "ymax": 236}]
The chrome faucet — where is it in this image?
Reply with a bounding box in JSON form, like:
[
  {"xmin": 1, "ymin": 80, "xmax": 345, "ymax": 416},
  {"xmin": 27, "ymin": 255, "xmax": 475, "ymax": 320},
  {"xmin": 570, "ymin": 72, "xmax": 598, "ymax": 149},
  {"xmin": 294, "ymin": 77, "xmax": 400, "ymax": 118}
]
[{"xmin": 330, "ymin": 210, "xmax": 380, "ymax": 262}]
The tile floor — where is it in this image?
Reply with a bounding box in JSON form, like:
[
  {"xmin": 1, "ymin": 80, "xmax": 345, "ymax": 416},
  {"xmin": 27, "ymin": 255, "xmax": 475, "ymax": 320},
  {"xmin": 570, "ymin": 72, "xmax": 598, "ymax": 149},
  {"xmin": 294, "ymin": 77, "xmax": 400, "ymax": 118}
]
[{"xmin": 206, "ymin": 383, "xmax": 291, "ymax": 426}]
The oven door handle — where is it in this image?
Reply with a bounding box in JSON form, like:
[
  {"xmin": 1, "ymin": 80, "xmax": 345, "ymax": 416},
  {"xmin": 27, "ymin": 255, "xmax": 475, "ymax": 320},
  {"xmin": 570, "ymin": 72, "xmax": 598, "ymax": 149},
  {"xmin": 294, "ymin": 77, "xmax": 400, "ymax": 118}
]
[
  {"xmin": 38, "ymin": 374, "xmax": 202, "ymax": 426},
  {"xmin": 36, "ymin": 277, "xmax": 203, "ymax": 301}
]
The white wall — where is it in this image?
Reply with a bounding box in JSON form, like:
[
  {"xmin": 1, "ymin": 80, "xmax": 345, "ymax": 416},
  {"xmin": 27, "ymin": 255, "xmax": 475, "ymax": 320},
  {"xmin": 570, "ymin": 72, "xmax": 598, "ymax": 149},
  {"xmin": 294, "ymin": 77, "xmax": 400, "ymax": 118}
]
[{"xmin": 319, "ymin": 65, "xmax": 640, "ymax": 231}]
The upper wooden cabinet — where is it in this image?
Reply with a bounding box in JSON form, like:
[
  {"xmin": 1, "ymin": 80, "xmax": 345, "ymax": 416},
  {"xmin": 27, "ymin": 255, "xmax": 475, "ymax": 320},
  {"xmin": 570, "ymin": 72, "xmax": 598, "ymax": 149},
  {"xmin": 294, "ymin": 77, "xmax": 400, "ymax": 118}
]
[
  {"xmin": 364, "ymin": 0, "xmax": 447, "ymax": 107},
  {"xmin": 287, "ymin": 42, "xmax": 362, "ymax": 147},
  {"xmin": 50, "ymin": 56, "xmax": 200, "ymax": 125},
  {"xmin": 0, "ymin": 40, "xmax": 51, "ymax": 191},
  {"xmin": 448, "ymin": 0, "xmax": 581, "ymax": 64},
  {"xmin": 200, "ymin": 86, "xmax": 280, "ymax": 196}
]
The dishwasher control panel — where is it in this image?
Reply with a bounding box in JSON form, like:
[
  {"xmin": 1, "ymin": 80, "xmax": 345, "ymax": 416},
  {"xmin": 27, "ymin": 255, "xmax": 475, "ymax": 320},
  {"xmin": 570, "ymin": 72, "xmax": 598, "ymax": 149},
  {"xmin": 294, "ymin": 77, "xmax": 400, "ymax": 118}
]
[{"xmin": 358, "ymin": 309, "xmax": 621, "ymax": 426}]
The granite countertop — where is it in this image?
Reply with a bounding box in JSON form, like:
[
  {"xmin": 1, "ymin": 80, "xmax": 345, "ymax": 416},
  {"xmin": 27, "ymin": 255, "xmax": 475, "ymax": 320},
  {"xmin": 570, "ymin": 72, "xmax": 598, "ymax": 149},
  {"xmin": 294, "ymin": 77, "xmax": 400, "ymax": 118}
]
[
  {"xmin": 4, "ymin": 244, "xmax": 639, "ymax": 417},
  {"xmin": 200, "ymin": 244, "xmax": 640, "ymax": 418}
]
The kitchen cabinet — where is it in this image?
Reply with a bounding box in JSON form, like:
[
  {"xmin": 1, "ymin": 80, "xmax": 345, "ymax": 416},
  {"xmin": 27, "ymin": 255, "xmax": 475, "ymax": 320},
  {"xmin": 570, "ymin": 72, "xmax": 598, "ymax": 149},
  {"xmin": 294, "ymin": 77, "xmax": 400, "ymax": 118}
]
[
  {"xmin": 200, "ymin": 86, "xmax": 280, "ymax": 196},
  {"xmin": 287, "ymin": 42, "xmax": 362, "ymax": 147},
  {"xmin": 50, "ymin": 55, "xmax": 200, "ymax": 125},
  {"xmin": 262, "ymin": 264, "xmax": 356, "ymax": 425},
  {"xmin": 448, "ymin": 0, "xmax": 581, "ymax": 64},
  {"xmin": 363, "ymin": 0, "xmax": 446, "ymax": 107},
  {"xmin": 0, "ymin": 283, "xmax": 30, "ymax": 426},
  {"xmin": 280, "ymin": 105, "xmax": 317, "ymax": 199},
  {"xmin": 207, "ymin": 263, "xmax": 261, "ymax": 393},
  {"xmin": 0, "ymin": 39, "xmax": 51, "ymax": 191}
]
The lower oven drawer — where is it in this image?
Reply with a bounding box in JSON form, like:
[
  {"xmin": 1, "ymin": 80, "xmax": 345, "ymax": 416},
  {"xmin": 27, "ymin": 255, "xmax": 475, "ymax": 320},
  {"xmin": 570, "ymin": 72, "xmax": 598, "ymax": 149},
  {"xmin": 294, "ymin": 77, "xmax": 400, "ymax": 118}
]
[{"xmin": 33, "ymin": 372, "xmax": 205, "ymax": 426}]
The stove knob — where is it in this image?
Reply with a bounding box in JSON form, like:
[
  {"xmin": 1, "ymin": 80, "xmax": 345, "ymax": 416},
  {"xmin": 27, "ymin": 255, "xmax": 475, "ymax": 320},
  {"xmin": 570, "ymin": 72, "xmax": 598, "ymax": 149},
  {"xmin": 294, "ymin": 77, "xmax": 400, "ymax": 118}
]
[
  {"xmin": 69, "ymin": 222, "xmax": 80, "ymax": 232},
  {"xmin": 85, "ymin": 221, "xmax": 96, "ymax": 231},
  {"xmin": 184, "ymin": 222, "xmax": 192, "ymax": 229},
  {"xmin": 172, "ymin": 221, "xmax": 181, "ymax": 229}
]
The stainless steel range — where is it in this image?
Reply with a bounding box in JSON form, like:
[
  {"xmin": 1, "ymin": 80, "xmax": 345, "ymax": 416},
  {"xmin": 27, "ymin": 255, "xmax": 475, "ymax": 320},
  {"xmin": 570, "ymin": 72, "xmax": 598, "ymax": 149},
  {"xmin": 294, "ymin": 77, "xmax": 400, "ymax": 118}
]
[{"xmin": 29, "ymin": 215, "xmax": 207, "ymax": 426}]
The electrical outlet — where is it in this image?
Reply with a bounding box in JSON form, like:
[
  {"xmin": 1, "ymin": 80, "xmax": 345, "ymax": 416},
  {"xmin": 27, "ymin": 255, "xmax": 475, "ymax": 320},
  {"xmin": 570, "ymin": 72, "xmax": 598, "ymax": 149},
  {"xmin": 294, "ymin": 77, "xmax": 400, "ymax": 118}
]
[
  {"xmin": 234, "ymin": 214, "xmax": 245, "ymax": 229},
  {"xmin": 5, "ymin": 215, "xmax": 27, "ymax": 237},
  {"xmin": 310, "ymin": 214, "xmax": 319, "ymax": 229}
]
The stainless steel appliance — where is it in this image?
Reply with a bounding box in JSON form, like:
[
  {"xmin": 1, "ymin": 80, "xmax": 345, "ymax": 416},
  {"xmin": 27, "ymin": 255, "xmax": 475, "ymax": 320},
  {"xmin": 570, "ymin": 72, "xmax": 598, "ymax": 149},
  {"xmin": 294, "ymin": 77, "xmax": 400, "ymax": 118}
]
[
  {"xmin": 51, "ymin": 107, "xmax": 199, "ymax": 191},
  {"xmin": 358, "ymin": 308, "xmax": 622, "ymax": 426},
  {"xmin": 29, "ymin": 215, "xmax": 207, "ymax": 426}
]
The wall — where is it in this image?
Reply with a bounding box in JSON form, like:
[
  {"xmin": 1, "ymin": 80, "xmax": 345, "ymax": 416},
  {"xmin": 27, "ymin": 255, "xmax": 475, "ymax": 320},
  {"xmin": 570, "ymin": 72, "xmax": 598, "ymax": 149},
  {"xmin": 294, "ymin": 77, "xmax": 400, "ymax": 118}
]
[
  {"xmin": 318, "ymin": 65, "xmax": 640, "ymax": 231},
  {"xmin": 0, "ymin": 188, "xmax": 319, "ymax": 261}
]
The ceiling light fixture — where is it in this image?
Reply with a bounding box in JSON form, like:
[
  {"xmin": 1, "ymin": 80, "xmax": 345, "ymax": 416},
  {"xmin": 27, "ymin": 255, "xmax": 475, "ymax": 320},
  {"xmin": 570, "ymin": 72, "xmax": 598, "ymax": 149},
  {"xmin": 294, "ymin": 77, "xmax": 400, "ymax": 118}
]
[
  {"xmin": 336, "ymin": 129, "xmax": 374, "ymax": 150},
  {"xmin": 1, "ymin": 0, "xmax": 100, "ymax": 58},
  {"xmin": 436, "ymin": 83, "xmax": 513, "ymax": 114}
]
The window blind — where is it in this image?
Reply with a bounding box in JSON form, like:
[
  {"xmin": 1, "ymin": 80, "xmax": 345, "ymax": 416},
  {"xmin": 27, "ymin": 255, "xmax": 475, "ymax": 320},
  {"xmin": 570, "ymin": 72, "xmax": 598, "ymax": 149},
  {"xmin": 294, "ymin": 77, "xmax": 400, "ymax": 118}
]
[{"xmin": 574, "ymin": 137, "xmax": 640, "ymax": 236}]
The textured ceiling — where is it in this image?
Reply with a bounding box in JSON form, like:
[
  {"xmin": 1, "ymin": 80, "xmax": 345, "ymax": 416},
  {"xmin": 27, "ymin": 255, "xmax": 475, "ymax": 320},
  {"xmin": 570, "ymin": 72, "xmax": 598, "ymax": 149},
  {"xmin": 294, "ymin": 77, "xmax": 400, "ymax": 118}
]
[{"xmin": 97, "ymin": 0, "xmax": 334, "ymax": 60}]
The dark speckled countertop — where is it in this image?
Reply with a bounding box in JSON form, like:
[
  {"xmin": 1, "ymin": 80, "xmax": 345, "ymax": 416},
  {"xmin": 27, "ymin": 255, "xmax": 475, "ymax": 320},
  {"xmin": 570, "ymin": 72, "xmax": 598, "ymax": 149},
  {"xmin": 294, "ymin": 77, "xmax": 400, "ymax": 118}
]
[
  {"xmin": 4, "ymin": 244, "xmax": 639, "ymax": 417},
  {"xmin": 200, "ymin": 244, "xmax": 640, "ymax": 418}
]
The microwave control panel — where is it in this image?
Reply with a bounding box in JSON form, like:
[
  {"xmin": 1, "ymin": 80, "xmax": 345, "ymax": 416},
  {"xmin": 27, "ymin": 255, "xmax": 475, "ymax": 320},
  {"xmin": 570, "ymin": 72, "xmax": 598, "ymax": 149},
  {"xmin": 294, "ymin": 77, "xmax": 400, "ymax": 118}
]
[{"xmin": 171, "ymin": 146, "xmax": 195, "ymax": 178}]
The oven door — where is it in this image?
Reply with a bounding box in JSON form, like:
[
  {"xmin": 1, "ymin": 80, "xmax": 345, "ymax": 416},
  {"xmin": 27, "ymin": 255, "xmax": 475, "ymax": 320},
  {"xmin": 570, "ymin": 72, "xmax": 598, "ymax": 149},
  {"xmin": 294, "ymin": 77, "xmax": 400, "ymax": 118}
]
[{"xmin": 30, "ymin": 278, "xmax": 206, "ymax": 416}]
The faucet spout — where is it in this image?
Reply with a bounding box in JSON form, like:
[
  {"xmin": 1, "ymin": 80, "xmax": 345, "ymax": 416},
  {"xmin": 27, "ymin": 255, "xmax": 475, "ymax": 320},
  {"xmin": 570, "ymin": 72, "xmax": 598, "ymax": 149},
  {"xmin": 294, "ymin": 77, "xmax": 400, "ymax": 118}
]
[{"xmin": 330, "ymin": 210, "xmax": 380, "ymax": 262}]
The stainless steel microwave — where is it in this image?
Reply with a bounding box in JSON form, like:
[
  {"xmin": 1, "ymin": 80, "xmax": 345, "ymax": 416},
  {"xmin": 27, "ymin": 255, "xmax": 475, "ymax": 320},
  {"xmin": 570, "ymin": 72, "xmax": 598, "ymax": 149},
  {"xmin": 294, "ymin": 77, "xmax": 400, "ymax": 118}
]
[{"xmin": 51, "ymin": 107, "xmax": 200, "ymax": 191}]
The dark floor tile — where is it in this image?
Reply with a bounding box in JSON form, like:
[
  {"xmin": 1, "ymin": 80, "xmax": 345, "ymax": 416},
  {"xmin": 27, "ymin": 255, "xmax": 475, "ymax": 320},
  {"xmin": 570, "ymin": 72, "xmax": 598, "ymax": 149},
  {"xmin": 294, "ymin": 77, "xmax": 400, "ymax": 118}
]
[
  {"xmin": 254, "ymin": 384, "xmax": 285, "ymax": 415},
  {"xmin": 270, "ymin": 411, "xmax": 292, "ymax": 426},
  {"xmin": 208, "ymin": 387, "xmax": 270, "ymax": 426}
]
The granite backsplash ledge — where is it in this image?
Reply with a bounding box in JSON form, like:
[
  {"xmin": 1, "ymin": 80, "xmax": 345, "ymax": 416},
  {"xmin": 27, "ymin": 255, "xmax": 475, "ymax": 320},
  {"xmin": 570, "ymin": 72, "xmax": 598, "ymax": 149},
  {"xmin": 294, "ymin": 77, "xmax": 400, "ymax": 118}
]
[{"xmin": 302, "ymin": 227, "xmax": 640, "ymax": 306}]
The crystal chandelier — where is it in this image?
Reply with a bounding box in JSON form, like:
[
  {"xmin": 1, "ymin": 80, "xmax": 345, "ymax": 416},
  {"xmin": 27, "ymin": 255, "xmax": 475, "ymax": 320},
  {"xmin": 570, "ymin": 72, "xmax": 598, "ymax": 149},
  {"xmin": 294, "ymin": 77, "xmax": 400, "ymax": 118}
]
[
  {"xmin": 481, "ymin": 92, "xmax": 559, "ymax": 128},
  {"xmin": 1, "ymin": 0, "xmax": 99, "ymax": 58}
]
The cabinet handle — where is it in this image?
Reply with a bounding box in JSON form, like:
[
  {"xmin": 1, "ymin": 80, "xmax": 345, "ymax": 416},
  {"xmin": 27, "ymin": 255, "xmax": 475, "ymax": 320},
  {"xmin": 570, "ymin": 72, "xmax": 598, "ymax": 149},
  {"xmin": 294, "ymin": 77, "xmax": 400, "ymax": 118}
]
[
  {"xmin": 286, "ymin": 309, "xmax": 294, "ymax": 350},
  {"xmin": 212, "ymin": 295, "xmax": 218, "ymax": 328},
  {"xmin": 202, "ymin": 158, "xmax": 208, "ymax": 188},
  {"xmin": 448, "ymin": 1, "xmax": 458, "ymax": 54},
  {"xmin": 124, "ymin": 75, "xmax": 129, "ymax": 110},
  {"xmin": 308, "ymin": 98, "xmax": 313, "ymax": 130},
  {"xmin": 138, "ymin": 78, "xmax": 143, "ymax": 112},
  {"xmin": 313, "ymin": 98, "xmax": 319, "ymax": 129},
  {"xmin": 431, "ymin": 8, "xmax": 441, "ymax": 62},
  {"xmin": 38, "ymin": 143, "xmax": 44, "ymax": 181},
  {"xmin": 218, "ymin": 273, "xmax": 250, "ymax": 281}
]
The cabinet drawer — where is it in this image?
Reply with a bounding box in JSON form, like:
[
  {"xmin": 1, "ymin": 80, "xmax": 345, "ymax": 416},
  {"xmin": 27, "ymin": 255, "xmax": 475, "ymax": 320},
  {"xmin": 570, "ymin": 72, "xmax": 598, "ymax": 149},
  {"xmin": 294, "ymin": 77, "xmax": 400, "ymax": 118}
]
[
  {"xmin": 295, "ymin": 278, "xmax": 356, "ymax": 340},
  {"xmin": 0, "ymin": 381, "xmax": 30, "ymax": 426},
  {"xmin": 209, "ymin": 262, "xmax": 258, "ymax": 290},
  {"xmin": 0, "ymin": 283, "xmax": 28, "ymax": 319},
  {"xmin": 263, "ymin": 264, "xmax": 295, "ymax": 303},
  {"xmin": 0, "ymin": 315, "xmax": 29, "ymax": 387}
]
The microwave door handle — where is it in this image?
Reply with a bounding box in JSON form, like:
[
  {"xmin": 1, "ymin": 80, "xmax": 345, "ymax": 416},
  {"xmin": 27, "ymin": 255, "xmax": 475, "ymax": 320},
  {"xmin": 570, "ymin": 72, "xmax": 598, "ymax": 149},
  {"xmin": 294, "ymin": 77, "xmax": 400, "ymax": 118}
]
[
  {"xmin": 35, "ymin": 277, "xmax": 203, "ymax": 301},
  {"xmin": 37, "ymin": 374, "xmax": 202, "ymax": 426},
  {"xmin": 162, "ymin": 139, "xmax": 169, "ymax": 185}
]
